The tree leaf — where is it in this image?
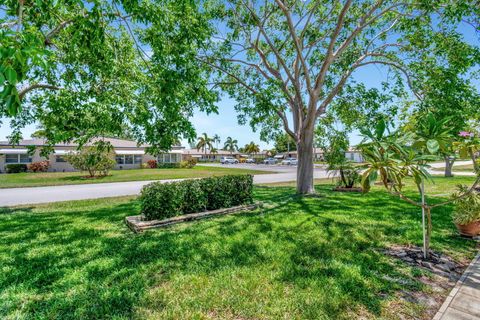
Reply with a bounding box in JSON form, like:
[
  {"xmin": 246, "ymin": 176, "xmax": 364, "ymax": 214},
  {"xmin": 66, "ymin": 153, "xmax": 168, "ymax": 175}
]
[
  {"xmin": 4, "ymin": 67, "xmax": 17, "ymax": 84},
  {"xmin": 426, "ymin": 139, "xmax": 439, "ymax": 153}
]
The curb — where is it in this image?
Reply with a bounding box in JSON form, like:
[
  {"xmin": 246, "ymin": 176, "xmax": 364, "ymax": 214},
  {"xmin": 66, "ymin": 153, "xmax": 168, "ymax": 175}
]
[{"xmin": 432, "ymin": 250, "xmax": 480, "ymax": 320}]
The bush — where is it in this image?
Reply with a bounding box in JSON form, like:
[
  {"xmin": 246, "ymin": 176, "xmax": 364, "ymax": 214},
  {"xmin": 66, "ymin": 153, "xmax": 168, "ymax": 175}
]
[
  {"xmin": 327, "ymin": 161, "xmax": 361, "ymax": 188},
  {"xmin": 452, "ymin": 185, "xmax": 480, "ymax": 225},
  {"xmin": 65, "ymin": 145, "xmax": 116, "ymax": 177},
  {"xmin": 146, "ymin": 160, "xmax": 157, "ymax": 168},
  {"xmin": 140, "ymin": 174, "xmax": 254, "ymax": 220},
  {"xmin": 180, "ymin": 158, "xmax": 197, "ymax": 169},
  {"xmin": 157, "ymin": 163, "xmax": 181, "ymax": 169},
  {"xmin": 28, "ymin": 160, "xmax": 50, "ymax": 172},
  {"xmin": 6, "ymin": 164, "xmax": 28, "ymax": 173}
]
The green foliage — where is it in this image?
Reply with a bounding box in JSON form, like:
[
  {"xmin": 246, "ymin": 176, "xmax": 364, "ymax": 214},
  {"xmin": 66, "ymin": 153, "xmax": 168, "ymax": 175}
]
[
  {"xmin": 180, "ymin": 158, "xmax": 197, "ymax": 168},
  {"xmin": 244, "ymin": 141, "xmax": 260, "ymax": 154},
  {"xmin": 452, "ymin": 185, "xmax": 480, "ymax": 225},
  {"xmin": 157, "ymin": 163, "xmax": 181, "ymax": 169},
  {"xmin": 1, "ymin": 0, "xmax": 217, "ymax": 153},
  {"xmin": 5, "ymin": 164, "xmax": 27, "ymax": 174},
  {"xmin": 274, "ymin": 133, "xmax": 296, "ymax": 153},
  {"xmin": 327, "ymin": 161, "xmax": 361, "ymax": 189},
  {"xmin": 196, "ymin": 133, "xmax": 214, "ymax": 154},
  {"xmin": 140, "ymin": 175, "xmax": 254, "ymax": 220},
  {"xmin": 317, "ymin": 129, "xmax": 349, "ymax": 168},
  {"xmin": 223, "ymin": 136, "xmax": 238, "ymax": 153},
  {"xmin": 65, "ymin": 144, "xmax": 115, "ymax": 177}
]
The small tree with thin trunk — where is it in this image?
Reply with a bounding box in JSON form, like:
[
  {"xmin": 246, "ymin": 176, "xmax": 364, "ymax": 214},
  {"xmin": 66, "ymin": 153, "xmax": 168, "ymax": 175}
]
[{"xmin": 360, "ymin": 117, "xmax": 480, "ymax": 259}]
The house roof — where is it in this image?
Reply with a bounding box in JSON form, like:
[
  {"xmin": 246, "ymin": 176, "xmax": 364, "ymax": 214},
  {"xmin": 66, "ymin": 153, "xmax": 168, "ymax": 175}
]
[
  {"xmin": 0, "ymin": 137, "xmax": 184, "ymax": 150},
  {"xmin": 183, "ymin": 148, "xmax": 240, "ymax": 155}
]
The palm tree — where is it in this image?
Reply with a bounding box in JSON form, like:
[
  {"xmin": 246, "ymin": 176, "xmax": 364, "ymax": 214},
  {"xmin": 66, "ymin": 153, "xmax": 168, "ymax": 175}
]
[
  {"xmin": 196, "ymin": 133, "xmax": 214, "ymax": 160},
  {"xmin": 244, "ymin": 141, "xmax": 260, "ymax": 156},
  {"xmin": 223, "ymin": 136, "xmax": 238, "ymax": 154},
  {"xmin": 213, "ymin": 134, "xmax": 221, "ymax": 149}
]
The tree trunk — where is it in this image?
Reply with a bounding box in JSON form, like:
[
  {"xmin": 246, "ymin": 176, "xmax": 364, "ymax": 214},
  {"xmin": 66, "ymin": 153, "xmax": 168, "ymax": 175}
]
[
  {"xmin": 296, "ymin": 128, "xmax": 315, "ymax": 195},
  {"xmin": 444, "ymin": 156, "xmax": 454, "ymax": 177},
  {"xmin": 425, "ymin": 207, "xmax": 432, "ymax": 259}
]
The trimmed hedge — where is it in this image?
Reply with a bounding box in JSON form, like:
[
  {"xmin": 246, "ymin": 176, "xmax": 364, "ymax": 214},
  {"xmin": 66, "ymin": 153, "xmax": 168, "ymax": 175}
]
[
  {"xmin": 140, "ymin": 174, "xmax": 254, "ymax": 220},
  {"xmin": 6, "ymin": 164, "xmax": 28, "ymax": 173}
]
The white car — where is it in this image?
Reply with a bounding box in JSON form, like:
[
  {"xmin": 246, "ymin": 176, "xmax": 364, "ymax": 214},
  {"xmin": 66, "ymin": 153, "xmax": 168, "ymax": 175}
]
[
  {"xmin": 263, "ymin": 157, "xmax": 277, "ymax": 165},
  {"xmin": 281, "ymin": 158, "xmax": 298, "ymax": 165},
  {"xmin": 245, "ymin": 158, "xmax": 255, "ymax": 164},
  {"xmin": 220, "ymin": 156, "xmax": 239, "ymax": 164}
]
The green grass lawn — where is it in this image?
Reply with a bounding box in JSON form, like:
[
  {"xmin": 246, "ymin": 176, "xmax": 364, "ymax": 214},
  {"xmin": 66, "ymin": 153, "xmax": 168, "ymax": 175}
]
[
  {"xmin": 0, "ymin": 165, "xmax": 269, "ymax": 189},
  {"xmin": 0, "ymin": 177, "xmax": 478, "ymax": 319}
]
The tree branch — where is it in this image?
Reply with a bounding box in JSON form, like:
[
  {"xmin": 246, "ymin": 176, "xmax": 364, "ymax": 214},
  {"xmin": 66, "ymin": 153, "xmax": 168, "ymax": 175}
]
[{"xmin": 18, "ymin": 83, "xmax": 61, "ymax": 100}]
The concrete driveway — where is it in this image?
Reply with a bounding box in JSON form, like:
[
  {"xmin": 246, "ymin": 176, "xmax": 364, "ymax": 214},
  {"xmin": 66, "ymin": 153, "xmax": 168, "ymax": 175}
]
[{"xmin": 0, "ymin": 166, "xmax": 329, "ymax": 207}]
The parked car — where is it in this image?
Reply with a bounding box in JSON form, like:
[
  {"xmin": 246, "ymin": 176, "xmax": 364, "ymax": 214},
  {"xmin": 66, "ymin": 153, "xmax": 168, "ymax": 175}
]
[
  {"xmin": 245, "ymin": 158, "xmax": 255, "ymax": 164},
  {"xmin": 281, "ymin": 157, "xmax": 298, "ymax": 165},
  {"xmin": 220, "ymin": 156, "xmax": 239, "ymax": 164},
  {"xmin": 263, "ymin": 157, "xmax": 277, "ymax": 165}
]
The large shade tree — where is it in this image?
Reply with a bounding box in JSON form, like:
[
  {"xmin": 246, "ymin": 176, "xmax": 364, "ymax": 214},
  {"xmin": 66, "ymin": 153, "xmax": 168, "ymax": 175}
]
[
  {"xmin": 195, "ymin": 0, "xmax": 479, "ymax": 194},
  {"xmin": 0, "ymin": 0, "xmax": 217, "ymax": 155}
]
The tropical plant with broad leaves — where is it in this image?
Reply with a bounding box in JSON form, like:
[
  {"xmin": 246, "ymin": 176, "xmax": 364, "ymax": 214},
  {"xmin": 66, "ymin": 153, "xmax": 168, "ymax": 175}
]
[
  {"xmin": 359, "ymin": 115, "xmax": 480, "ymax": 259},
  {"xmin": 327, "ymin": 160, "xmax": 361, "ymax": 189}
]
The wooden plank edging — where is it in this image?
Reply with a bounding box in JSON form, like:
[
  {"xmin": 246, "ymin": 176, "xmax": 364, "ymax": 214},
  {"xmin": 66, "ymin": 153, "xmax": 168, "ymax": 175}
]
[{"xmin": 125, "ymin": 202, "xmax": 260, "ymax": 232}]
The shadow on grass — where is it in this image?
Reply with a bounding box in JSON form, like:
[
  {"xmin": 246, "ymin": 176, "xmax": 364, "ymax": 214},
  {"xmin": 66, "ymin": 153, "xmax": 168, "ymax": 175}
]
[
  {"xmin": 0, "ymin": 206, "xmax": 34, "ymax": 215},
  {"xmin": 0, "ymin": 183, "xmax": 477, "ymax": 319}
]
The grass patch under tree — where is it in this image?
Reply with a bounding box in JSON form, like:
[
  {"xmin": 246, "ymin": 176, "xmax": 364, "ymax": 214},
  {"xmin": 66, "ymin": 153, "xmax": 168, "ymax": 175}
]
[{"xmin": 0, "ymin": 176, "xmax": 478, "ymax": 319}]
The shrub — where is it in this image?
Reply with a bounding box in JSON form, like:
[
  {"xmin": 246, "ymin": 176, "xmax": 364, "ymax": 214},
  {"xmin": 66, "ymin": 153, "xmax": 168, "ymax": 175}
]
[
  {"xmin": 147, "ymin": 160, "xmax": 157, "ymax": 168},
  {"xmin": 180, "ymin": 158, "xmax": 197, "ymax": 169},
  {"xmin": 28, "ymin": 160, "xmax": 50, "ymax": 172},
  {"xmin": 65, "ymin": 144, "xmax": 116, "ymax": 177},
  {"xmin": 140, "ymin": 174, "xmax": 254, "ymax": 220},
  {"xmin": 157, "ymin": 163, "xmax": 181, "ymax": 169},
  {"xmin": 327, "ymin": 161, "xmax": 361, "ymax": 188},
  {"xmin": 452, "ymin": 185, "xmax": 480, "ymax": 225},
  {"xmin": 6, "ymin": 164, "xmax": 28, "ymax": 173}
]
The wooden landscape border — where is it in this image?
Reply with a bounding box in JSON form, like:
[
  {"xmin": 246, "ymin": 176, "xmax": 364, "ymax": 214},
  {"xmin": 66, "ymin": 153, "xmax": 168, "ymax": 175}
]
[{"xmin": 125, "ymin": 203, "xmax": 260, "ymax": 232}]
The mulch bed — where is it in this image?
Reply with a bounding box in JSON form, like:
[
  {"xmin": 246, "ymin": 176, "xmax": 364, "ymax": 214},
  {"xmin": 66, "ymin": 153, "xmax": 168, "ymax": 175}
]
[
  {"xmin": 385, "ymin": 245, "xmax": 467, "ymax": 281},
  {"xmin": 332, "ymin": 186, "xmax": 363, "ymax": 192}
]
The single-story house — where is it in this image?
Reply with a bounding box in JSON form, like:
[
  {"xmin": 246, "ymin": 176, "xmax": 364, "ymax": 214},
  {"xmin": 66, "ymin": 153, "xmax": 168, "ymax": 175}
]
[
  {"xmin": 182, "ymin": 148, "xmax": 241, "ymax": 162},
  {"xmin": 182, "ymin": 149, "xmax": 271, "ymax": 162},
  {"xmin": 0, "ymin": 138, "xmax": 183, "ymax": 173},
  {"xmin": 280, "ymin": 147, "xmax": 364, "ymax": 163}
]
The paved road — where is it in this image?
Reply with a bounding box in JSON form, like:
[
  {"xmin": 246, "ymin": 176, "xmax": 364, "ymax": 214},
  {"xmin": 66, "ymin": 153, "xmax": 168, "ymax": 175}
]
[
  {"xmin": 428, "ymin": 160, "xmax": 477, "ymax": 176},
  {"xmin": 0, "ymin": 165, "xmax": 329, "ymax": 207}
]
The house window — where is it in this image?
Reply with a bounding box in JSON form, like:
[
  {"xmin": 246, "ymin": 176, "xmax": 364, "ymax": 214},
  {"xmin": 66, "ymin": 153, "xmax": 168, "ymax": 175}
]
[
  {"xmin": 157, "ymin": 153, "xmax": 180, "ymax": 163},
  {"xmin": 5, "ymin": 154, "xmax": 32, "ymax": 164},
  {"xmin": 116, "ymin": 154, "xmax": 142, "ymax": 165},
  {"xmin": 56, "ymin": 155, "xmax": 66, "ymax": 163}
]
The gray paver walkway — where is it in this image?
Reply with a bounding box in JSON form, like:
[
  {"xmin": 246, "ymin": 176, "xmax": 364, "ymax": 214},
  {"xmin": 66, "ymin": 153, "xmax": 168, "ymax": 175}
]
[{"xmin": 434, "ymin": 252, "xmax": 480, "ymax": 320}]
